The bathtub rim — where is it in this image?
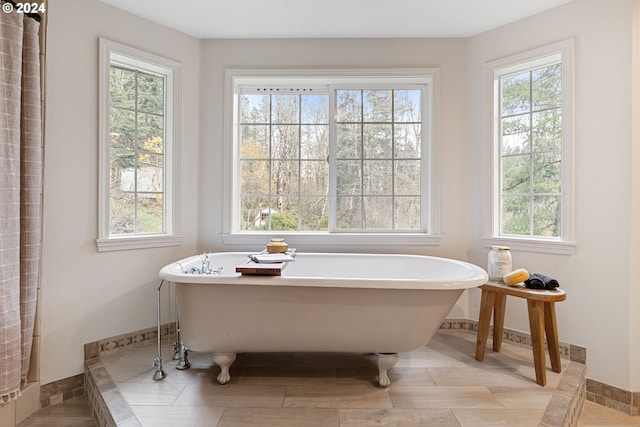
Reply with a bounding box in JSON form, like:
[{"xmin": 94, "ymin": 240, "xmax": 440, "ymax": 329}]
[{"xmin": 159, "ymin": 252, "xmax": 488, "ymax": 290}]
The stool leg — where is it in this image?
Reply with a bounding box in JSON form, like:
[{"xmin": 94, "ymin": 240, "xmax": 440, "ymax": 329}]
[
  {"xmin": 475, "ymin": 289, "xmax": 495, "ymax": 361},
  {"xmin": 492, "ymin": 293, "xmax": 507, "ymax": 352},
  {"xmin": 527, "ymin": 299, "xmax": 547, "ymax": 386},
  {"xmin": 544, "ymin": 302, "xmax": 562, "ymax": 373}
]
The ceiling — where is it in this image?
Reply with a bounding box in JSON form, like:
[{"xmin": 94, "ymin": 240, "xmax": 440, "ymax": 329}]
[{"xmin": 99, "ymin": 0, "xmax": 572, "ymax": 39}]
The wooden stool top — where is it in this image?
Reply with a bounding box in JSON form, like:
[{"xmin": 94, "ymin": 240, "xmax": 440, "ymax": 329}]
[{"xmin": 481, "ymin": 281, "xmax": 566, "ymax": 303}]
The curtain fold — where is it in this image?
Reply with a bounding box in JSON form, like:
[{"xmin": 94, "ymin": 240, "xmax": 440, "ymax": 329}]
[{"xmin": 0, "ymin": 9, "xmax": 42, "ymax": 404}]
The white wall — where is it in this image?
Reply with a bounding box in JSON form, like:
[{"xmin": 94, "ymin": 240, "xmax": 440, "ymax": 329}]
[
  {"xmin": 42, "ymin": 0, "xmax": 200, "ymax": 384},
  {"xmin": 467, "ymin": 0, "xmax": 639, "ymax": 391}
]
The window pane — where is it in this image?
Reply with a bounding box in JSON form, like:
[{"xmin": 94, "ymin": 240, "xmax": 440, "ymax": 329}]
[
  {"xmin": 241, "ymin": 196, "xmax": 270, "ymax": 230},
  {"xmin": 501, "ymin": 195, "xmax": 531, "ymax": 235},
  {"xmin": 394, "ymin": 90, "xmax": 421, "ymax": 123},
  {"xmin": 270, "ymin": 197, "xmax": 299, "ymax": 231},
  {"xmin": 137, "ymin": 72, "xmax": 164, "ymax": 115},
  {"xmin": 336, "ymin": 160, "xmax": 361, "ymax": 195},
  {"xmin": 270, "ymin": 160, "xmax": 298, "ymax": 195},
  {"xmin": 272, "ymin": 125, "xmax": 299, "ymax": 159},
  {"xmin": 395, "ymin": 197, "xmax": 421, "ymax": 230},
  {"xmin": 336, "ymin": 196, "xmax": 362, "ymax": 229},
  {"xmin": 533, "ymin": 152, "xmax": 561, "ymax": 193},
  {"xmin": 502, "ymin": 115, "xmax": 530, "ymax": 155},
  {"xmin": 137, "ymin": 195, "xmax": 163, "ymax": 233},
  {"xmin": 533, "ymin": 195, "xmax": 561, "ymax": 237},
  {"xmin": 300, "ymin": 197, "xmax": 328, "ymax": 231},
  {"xmin": 272, "ymin": 94, "xmax": 299, "ymax": 123},
  {"xmin": 137, "ymin": 113, "xmax": 164, "ymax": 153},
  {"xmin": 364, "ymin": 197, "xmax": 393, "ymax": 229},
  {"xmin": 394, "ymin": 124, "xmax": 421, "ymax": 158},
  {"xmin": 395, "ymin": 160, "xmax": 420, "ymax": 195},
  {"xmin": 301, "ymin": 125, "xmax": 328, "ymax": 160},
  {"xmin": 240, "ymin": 160, "xmax": 269, "ymax": 194},
  {"xmin": 363, "ymin": 124, "xmax": 392, "ymax": 158},
  {"xmin": 301, "ymin": 94, "xmax": 328, "ymax": 124},
  {"xmin": 337, "ymin": 124, "xmax": 361, "ymax": 158},
  {"xmin": 336, "ymin": 90, "xmax": 361, "ymax": 122},
  {"xmin": 363, "ymin": 90, "xmax": 392, "ymax": 122},
  {"xmin": 110, "ymin": 108, "xmax": 135, "ymax": 151},
  {"xmin": 502, "ymin": 155, "xmax": 531, "ymax": 194},
  {"xmin": 300, "ymin": 160, "xmax": 328, "ymax": 196},
  {"xmin": 241, "ymin": 125, "xmax": 269, "ymax": 159},
  {"xmin": 110, "ymin": 191, "xmax": 135, "ymax": 234},
  {"xmin": 532, "ymin": 109, "xmax": 561, "ymax": 152},
  {"xmin": 241, "ymin": 94, "xmax": 270, "ymax": 123},
  {"xmin": 137, "ymin": 153, "xmax": 163, "ymax": 192},
  {"xmin": 501, "ymin": 71, "xmax": 531, "ymax": 116},
  {"xmin": 110, "ymin": 150, "xmax": 135, "ymax": 192},
  {"xmin": 363, "ymin": 160, "xmax": 392, "ymax": 195},
  {"xmin": 532, "ymin": 64, "xmax": 561, "ymax": 111},
  {"xmin": 110, "ymin": 67, "xmax": 135, "ymax": 109}
]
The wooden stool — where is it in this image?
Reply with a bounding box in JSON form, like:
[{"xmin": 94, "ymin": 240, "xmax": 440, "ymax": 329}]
[{"xmin": 475, "ymin": 281, "xmax": 566, "ymax": 386}]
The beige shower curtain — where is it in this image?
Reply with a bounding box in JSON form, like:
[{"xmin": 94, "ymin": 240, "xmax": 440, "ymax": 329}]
[{"xmin": 0, "ymin": 7, "xmax": 42, "ymax": 403}]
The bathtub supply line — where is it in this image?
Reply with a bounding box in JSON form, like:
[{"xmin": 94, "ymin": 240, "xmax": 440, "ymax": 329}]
[
  {"xmin": 153, "ymin": 278, "xmax": 190, "ymax": 381},
  {"xmin": 152, "ymin": 279, "xmax": 167, "ymax": 381},
  {"xmin": 173, "ymin": 294, "xmax": 190, "ymax": 371}
]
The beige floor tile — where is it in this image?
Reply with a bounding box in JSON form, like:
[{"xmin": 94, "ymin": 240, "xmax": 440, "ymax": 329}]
[
  {"xmin": 117, "ymin": 381, "xmax": 187, "ymax": 406},
  {"xmin": 396, "ymin": 344, "xmax": 471, "ymax": 369},
  {"xmin": 390, "ymin": 385, "xmax": 503, "ymax": 409},
  {"xmin": 428, "ymin": 366, "xmax": 541, "ymax": 387},
  {"xmin": 131, "ymin": 405, "xmax": 225, "ymax": 427},
  {"xmin": 239, "ymin": 366, "xmax": 337, "ymax": 386},
  {"xmin": 578, "ymin": 401, "xmax": 640, "ymax": 426},
  {"xmin": 487, "ymin": 385, "xmax": 555, "ymax": 409},
  {"xmin": 173, "ymin": 383, "xmax": 287, "ymax": 407},
  {"xmin": 452, "ymin": 408, "xmax": 546, "ymax": 426},
  {"xmin": 16, "ymin": 396, "xmax": 95, "ymax": 427},
  {"xmin": 218, "ymin": 407, "xmax": 339, "ymax": 427},
  {"xmin": 290, "ymin": 352, "xmax": 378, "ymax": 369},
  {"xmin": 337, "ymin": 367, "xmax": 435, "ymax": 387},
  {"xmin": 339, "ymin": 408, "xmax": 461, "ymax": 427},
  {"xmin": 284, "ymin": 384, "xmax": 393, "ymax": 409}
]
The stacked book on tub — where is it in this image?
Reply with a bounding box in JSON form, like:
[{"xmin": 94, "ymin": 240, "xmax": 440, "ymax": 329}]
[{"xmin": 236, "ymin": 238, "xmax": 296, "ymax": 276}]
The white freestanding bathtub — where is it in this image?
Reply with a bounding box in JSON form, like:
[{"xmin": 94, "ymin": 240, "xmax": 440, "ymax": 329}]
[{"xmin": 159, "ymin": 252, "xmax": 487, "ymax": 387}]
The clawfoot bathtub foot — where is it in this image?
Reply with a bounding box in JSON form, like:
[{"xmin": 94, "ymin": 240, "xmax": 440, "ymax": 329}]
[
  {"xmin": 376, "ymin": 353, "xmax": 398, "ymax": 388},
  {"xmin": 213, "ymin": 352, "xmax": 237, "ymax": 385}
]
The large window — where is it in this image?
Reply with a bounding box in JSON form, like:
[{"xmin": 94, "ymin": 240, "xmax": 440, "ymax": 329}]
[
  {"xmin": 224, "ymin": 70, "xmax": 440, "ymax": 246},
  {"xmin": 485, "ymin": 41, "xmax": 574, "ymax": 254},
  {"xmin": 97, "ymin": 39, "xmax": 182, "ymax": 251}
]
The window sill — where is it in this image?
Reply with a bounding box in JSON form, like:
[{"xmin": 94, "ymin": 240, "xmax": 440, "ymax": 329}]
[
  {"xmin": 482, "ymin": 236, "xmax": 575, "ymax": 255},
  {"xmin": 221, "ymin": 232, "xmax": 441, "ymax": 248},
  {"xmin": 96, "ymin": 234, "xmax": 184, "ymax": 252}
]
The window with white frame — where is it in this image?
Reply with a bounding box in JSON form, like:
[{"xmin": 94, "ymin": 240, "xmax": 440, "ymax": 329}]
[
  {"xmin": 485, "ymin": 40, "xmax": 574, "ymax": 254},
  {"xmin": 224, "ymin": 70, "xmax": 441, "ymax": 246},
  {"xmin": 97, "ymin": 39, "xmax": 182, "ymax": 251}
]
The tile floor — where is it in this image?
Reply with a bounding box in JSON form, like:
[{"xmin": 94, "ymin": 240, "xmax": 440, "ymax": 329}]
[{"xmin": 18, "ymin": 330, "xmax": 640, "ymax": 426}]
